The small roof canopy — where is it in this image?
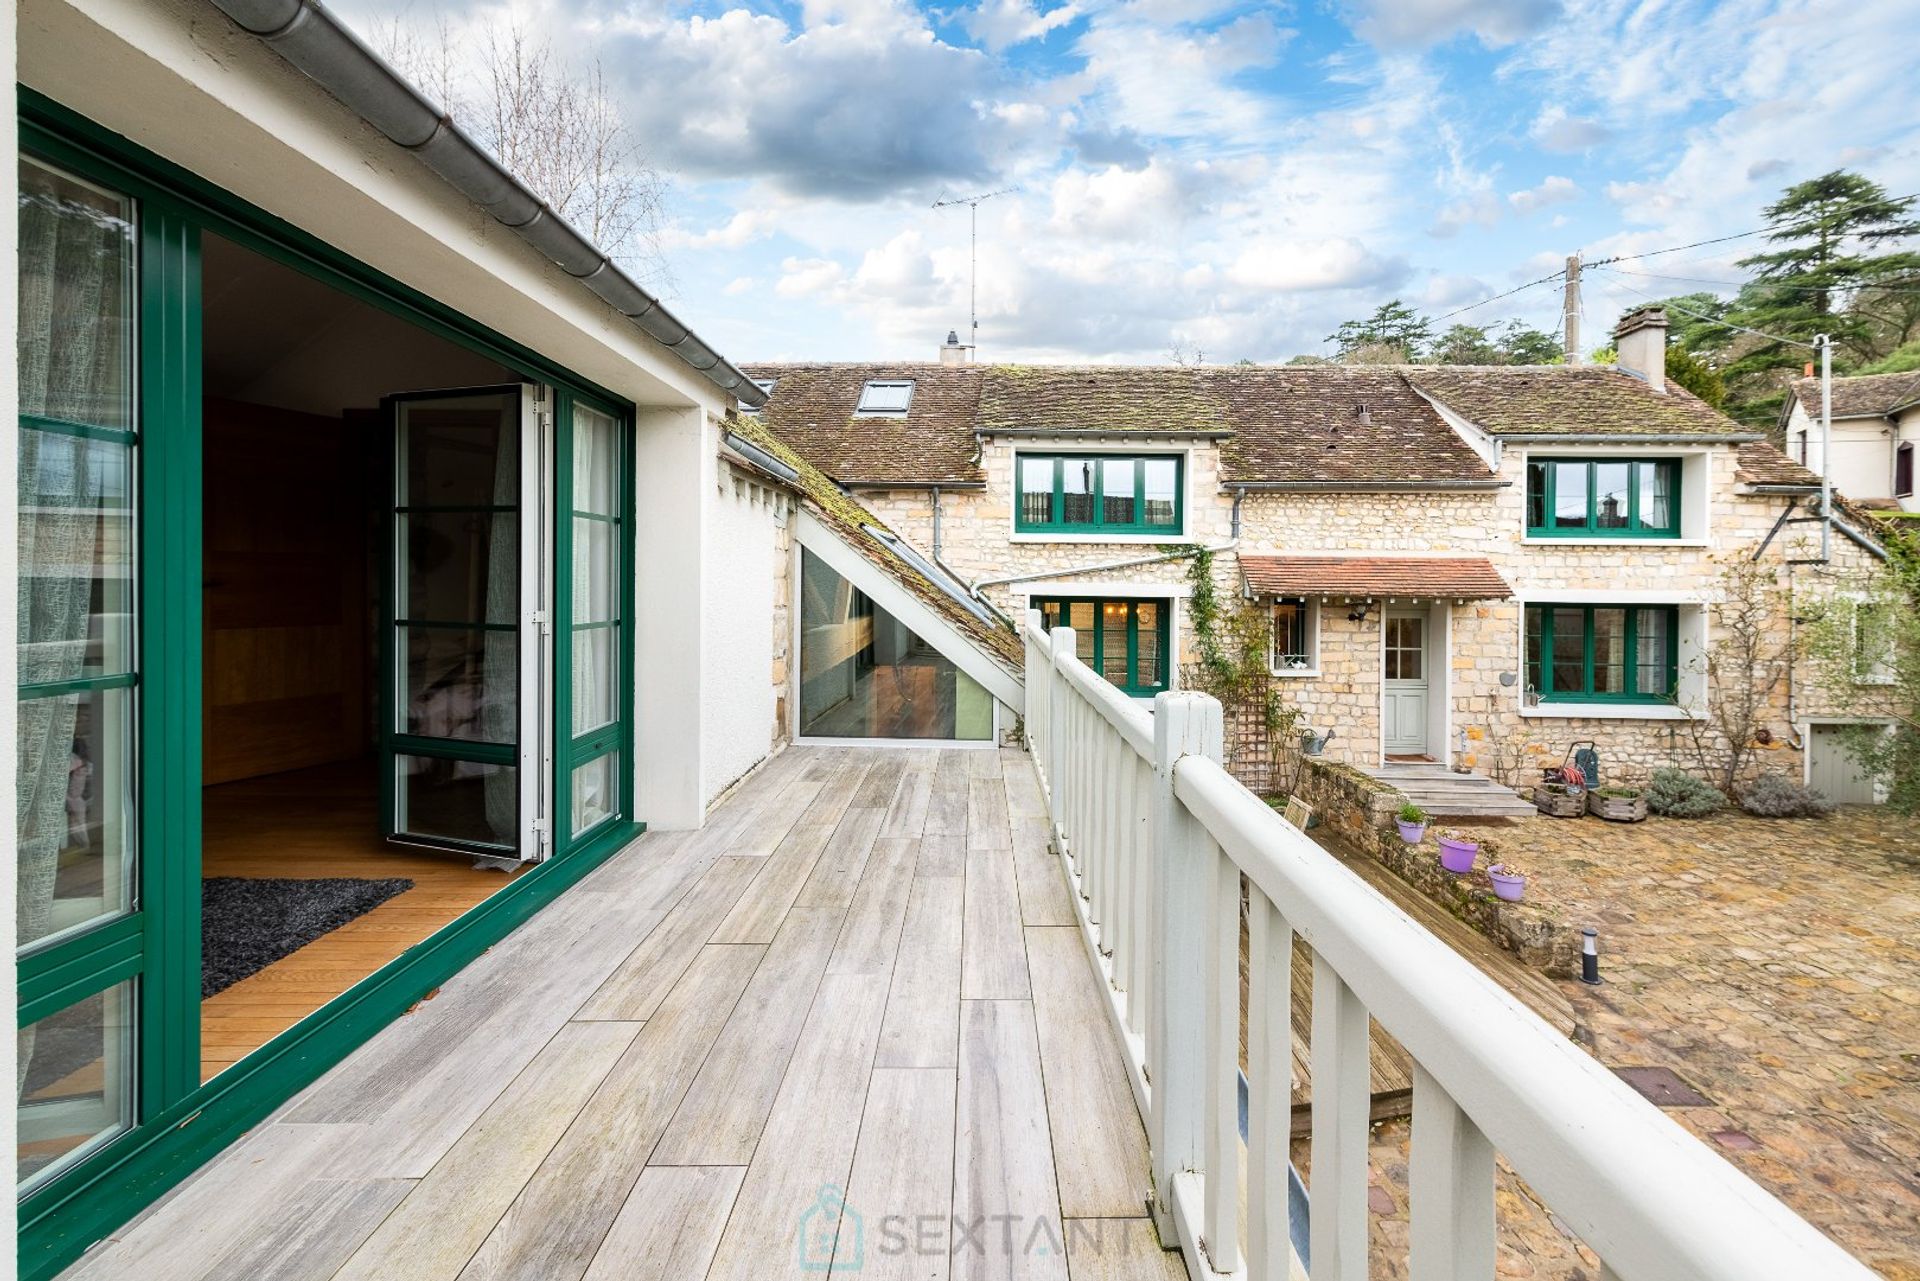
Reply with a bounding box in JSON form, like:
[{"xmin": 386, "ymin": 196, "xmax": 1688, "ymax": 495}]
[{"xmin": 1240, "ymin": 555, "xmax": 1512, "ymax": 600}]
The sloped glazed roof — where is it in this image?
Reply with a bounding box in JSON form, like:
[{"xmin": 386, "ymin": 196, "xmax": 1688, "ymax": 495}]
[{"xmin": 723, "ymin": 412, "xmax": 1022, "ymax": 670}]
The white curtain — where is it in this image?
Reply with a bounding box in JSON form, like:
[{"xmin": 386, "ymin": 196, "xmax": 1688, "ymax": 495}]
[{"xmin": 17, "ymin": 162, "xmax": 127, "ymax": 1087}]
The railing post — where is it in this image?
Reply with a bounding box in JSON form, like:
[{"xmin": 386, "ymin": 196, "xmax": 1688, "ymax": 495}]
[
  {"xmin": 1024, "ymin": 609, "xmax": 1047, "ymax": 759},
  {"xmin": 1048, "ymin": 627, "xmax": 1075, "ymax": 849},
  {"xmin": 1148, "ymin": 690, "xmax": 1222, "ymax": 1236}
]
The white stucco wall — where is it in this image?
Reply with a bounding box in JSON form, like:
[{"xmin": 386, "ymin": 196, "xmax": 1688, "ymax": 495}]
[
  {"xmin": 1784, "ymin": 401, "xmax": 1895, "ymax": 501},
  {"xmin": 702, "ymin": 460, "xmax": 788, "ymax": 805}
]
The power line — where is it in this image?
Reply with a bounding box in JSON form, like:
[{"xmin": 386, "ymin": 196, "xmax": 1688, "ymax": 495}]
[
  {"xmin": 1587, "ymin": 189, "xmax": 1920, "ymax": 269},
  {"xmin": 1592, "ymin": 263, "xmax": 1920, "ymax": 296},
  {"xmin": 1591, "ymin": 266, "xmax": 1820, "ymax": 350},
  {"xmin": 1431, "ymin": 269, "xmax": 1566, "ymax": 322}
]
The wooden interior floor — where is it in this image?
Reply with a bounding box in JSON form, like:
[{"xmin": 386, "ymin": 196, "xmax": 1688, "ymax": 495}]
[
  {"xmin": 72, "ymin": 746, "xmax": 1181, "ymax": 1281},
  {"xmin": 200, "ymin": 760, "xmax": 522, "ymax": 1081}
]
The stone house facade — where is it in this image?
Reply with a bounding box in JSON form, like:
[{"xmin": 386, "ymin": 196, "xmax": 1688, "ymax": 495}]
[{"xmin": 743, "ymin": 310, "xmax": 1891, "ymax": 798}]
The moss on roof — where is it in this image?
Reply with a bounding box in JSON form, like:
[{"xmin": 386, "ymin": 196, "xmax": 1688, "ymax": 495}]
[
  {"xmin": 724, "ymin": 412, "xmax": 1023, "ymax": 670},
  {"xmin": 1402, "ymin": 365, "xmax": 1747, "ymax": 436}
]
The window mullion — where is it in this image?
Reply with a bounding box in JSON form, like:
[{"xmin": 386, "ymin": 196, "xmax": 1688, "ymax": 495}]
[
  {"xmin": 1125, "ymin": 602, "xmax": 1139, "ymax": 694},
  {"xmin": 1052, "ymin": 458, "xmax": 1064, "ymax": 531},
  {"xmin": 1624, "ymin": 606, "xmax": 1640, "ymax": 698},
  {"xmin": 1583, "ymin": 606, "xmax": 1597, "ymax": 695}
]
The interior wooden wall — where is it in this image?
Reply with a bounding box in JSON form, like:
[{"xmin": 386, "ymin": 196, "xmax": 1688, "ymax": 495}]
[{"xmin": 202, "ymin": 399, "xmax": 377, "ymax": 785}]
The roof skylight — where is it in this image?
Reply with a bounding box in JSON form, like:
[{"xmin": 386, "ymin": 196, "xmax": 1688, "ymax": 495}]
[{"xmin": 856, "ymin": 379, "xmax": 915, "ymax": 415}]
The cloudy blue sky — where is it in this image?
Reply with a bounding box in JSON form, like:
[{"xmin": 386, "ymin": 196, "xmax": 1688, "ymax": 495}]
[{"xmin": 335, "ymin": 0, "xmax": 1919, "ymax": 365}]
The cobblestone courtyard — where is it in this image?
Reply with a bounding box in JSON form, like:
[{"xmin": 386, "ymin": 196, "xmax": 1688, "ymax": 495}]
[{"xmin": 1335, "ymin": 804, "xmax": 1920, "ymax": 1278}]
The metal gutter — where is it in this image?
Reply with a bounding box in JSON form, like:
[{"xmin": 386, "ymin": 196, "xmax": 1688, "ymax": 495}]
[
  {"xmin": 1223, "ymin": 479, "xmax": 1510, "ymax": 492},
  {"xmin": 978, "ymin": 428, "xmax": 1235, "ymax": 441},
  {"xmin": 206, "ymin": 0, "xmax": 766, "ymax": 408},
  {"xmin": 721, "ymin": 431, "xmax": 800, "ymax": 484},
  {"xmin": 840, "ymin": 479, "xmax": 987, "ymax": 491},
  {"xmin": 1494, "ymin": 433, "xmax": 1761, "ymax": 444}
]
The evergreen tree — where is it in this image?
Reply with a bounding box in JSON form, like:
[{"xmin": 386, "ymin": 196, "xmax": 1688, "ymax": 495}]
[
  {"xmin": 1427, "ymin": 323, "xmax": 1500, "ymax": 364},
  {"xmin": 1326, "ymin": 300, "xmax": 1432, "ymax": 362},
  {"xmin": 1495, "ymin": 319, "xmax": 1561, "ymax": 364}
]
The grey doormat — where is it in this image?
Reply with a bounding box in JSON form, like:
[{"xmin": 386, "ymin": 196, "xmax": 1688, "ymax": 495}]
[{"xmin": 202, "ymin": 876, "xmax": 414, "ymax": 998}]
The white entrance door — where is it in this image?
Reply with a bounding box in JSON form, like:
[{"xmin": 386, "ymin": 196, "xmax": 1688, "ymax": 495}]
[{"xmin": 1384, "ymin": 610, "xmax": 1429, "ymax": 757}]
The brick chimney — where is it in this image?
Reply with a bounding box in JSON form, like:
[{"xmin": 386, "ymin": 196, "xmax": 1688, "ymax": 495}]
[
  {"xmin": 939, "ymin": 330, "xmax": 968, "ymax": 366},
  {"xmin": 1613, "ymin": 307, "xmax": 1668, "ymax": 394}
]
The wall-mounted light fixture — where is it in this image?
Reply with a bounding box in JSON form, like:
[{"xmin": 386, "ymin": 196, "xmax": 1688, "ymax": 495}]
[{"xmin": 1346, "ymin": 601, "xmax": 1373, "ymax": 623}]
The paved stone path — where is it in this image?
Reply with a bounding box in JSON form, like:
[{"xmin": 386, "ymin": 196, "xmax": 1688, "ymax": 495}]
[{"xmin": 1324, "ymin": 805, "xmax": 1920, "ymax": 1279}]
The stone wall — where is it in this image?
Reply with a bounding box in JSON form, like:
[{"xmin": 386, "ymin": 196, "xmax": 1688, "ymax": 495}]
[
  {"xmin": 1296, "ymin": 759, "xmax": 1583, "ymax": 976},
  {"xmin": 857, "ymin": 435, "xmax": 1888, "ymax": 794}
]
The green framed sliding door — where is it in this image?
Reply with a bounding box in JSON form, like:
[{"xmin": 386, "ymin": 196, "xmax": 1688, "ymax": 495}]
[
  {"xmin": 556, "ymin": 397, "xmax": 635, "ymax": 844},
  {"xmin": 16, "ymin": 91, "xmax": 641, "ymax": 1281}
]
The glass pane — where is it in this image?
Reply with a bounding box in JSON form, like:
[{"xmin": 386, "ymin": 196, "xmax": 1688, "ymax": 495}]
[
  {"xmin": 1274, "ymin": 599, "xmax": 1308, "ymax": 667},
  {"xmin": 1524, "ymin": 606, "xmax": 1543, "ymax": 695},
  {"xmin": 572, "ymin": 626, "xmax": 617, "ymax": 735},
  {"xmin": 402, "ymin": 512, "xmax": 516, "ymax": 624},
  {"xmin": 1550, "ymin": 607, "xmax": 1586, "ymax": 693},
  {"xmin": 1101, "ymin": 601, "xmax": 1129, "ymax": 684},
  {"xmin": 1396, "ymin": 619, "xmax": 1422, "ymax": 680},
  {"xmin": 1638, "ymin": 462, "xmax": 1672, "ymax": 531},
  {"xmin": 1062, "ymin": 458, "xmax": 1095, "ymax": 525},
  {"xmin": 1591, "ymin": 608, "xmax": 1627, "ymax": 693},
  {"xmin": 17, "ymin": 982, "xmax": 135, "ymax": 1193},
  {"xmin": 398, "ymin": 394, "xmax": 518, "ymax": 508},
  {"xmin": 17, "ymin": 685, "xmax": 135, "ymax": 952},
  {"xmin": 403, "ymin": 625, "xmax": 516, "ymax": 743},
  {"xmin": 1553, "ymin": 462, "xmax": 1588, "ymax": 528},
  {"xmin": 19, "ymin": 157, "xmax": 135, "ymax": 431},
  {"xmin": 1019, "ymin": 457, "xmax": 1054, "ymax": 525},
  {"xmin": 797, "ymin": 547, "xmax": 990, "ymax": 740},
  {"xmin": 19, "ymin": 431, "xmax": 134, "ymax": 681},
  {"xmin": 858, "ymin": 381, "xmax": 912, "ymax": 413},
  {"xmin": 572, "ymin": 752, "xmax": 618, "ymax": 834},
  {"xmin": 1135, "ymin": 602, "xmax": 1162, "ymax": 688},
  {"xmin": 572, "ymin": 404, "xmax": 619, "ymax": 517},
  {"xmin": 1636, "ymin": 608, "xmax": 1672, "ymax": 696},
  {"xmin": 572, "ymin": 516, "xmax": 617, "ymax": 625},
  {"xmin": 1593, "ymin": 463, "xmax": 1631, "ymax": 530},
  {"xmin": 1101, "ymin": 459, "xmax": 1136, "ymax": 525},
  {"xmin": 1068, "ymin": 602, "xmax": 1096, "ymax": 664},
  {"xmin": 1525, "ymin": 461, "xmax": 1547, "ymax": 529},
  {"xmin": 396, "ymin": 754, "xmax": 516, "ymax": 846},
  {"xmin": 1142, "ymin": 459, "xmax": 1178, "ymax": 527}
]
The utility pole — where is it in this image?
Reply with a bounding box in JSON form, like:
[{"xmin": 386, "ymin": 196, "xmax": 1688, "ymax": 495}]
[
  {"xmin": 1563, "ymin": 253, "xmax": 1582, "ymax": 365},
  {"xmin": 931, "ymin": 187, "xmax": 1016, "ymax": 359}
]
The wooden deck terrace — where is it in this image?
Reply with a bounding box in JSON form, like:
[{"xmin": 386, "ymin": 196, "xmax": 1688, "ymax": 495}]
[{"xmin": 62, "ymin": 746, "xmax": 1185, "ymax": 1281}]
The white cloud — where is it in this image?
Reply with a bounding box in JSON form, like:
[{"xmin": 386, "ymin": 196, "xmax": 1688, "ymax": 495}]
[
  {"xmin": 1227, "ymin": 236, "xmax": 1409, "ymax": 292},
  {"xmin": 724, "ymin": 276, "xmax": 758, "ymax": 295},
  {"xmin": 1508, "ymin": 175, "xmax": 1580, "ymax": 214},
  {"xmin": 775, "ymin": 257, "xmax": 848, "ymax": 297},
  {"xmin": 1346, "ymin": 0, "xmax": 1562, "ymax": 48},
  {"xmin": 1529, "ymin": 105, "xmax": 1612, "ymax": 152},
  {"xmin": 661, "ymin": 208, "xmax": 779, "ymax": 249},
  {"xmin": 961, "ymin": 0, "xmax": 1082, "ymax": 53},
  {"xmin": 1429, "ymin": 191, "xmax": 1502, "ymax": 238}
]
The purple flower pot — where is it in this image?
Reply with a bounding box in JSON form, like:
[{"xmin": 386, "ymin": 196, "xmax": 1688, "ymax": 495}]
[
  {"xmin": 1488, "ymin": 867, "xmax": 1526, "ymax": 902},
  {"xmin": 1396, "ymin": 820, "xmax": 1427, "ymax": 844},
  {"xmin": 1436, "ymin": 837, "xmax": 1478, "ymax": 875}
]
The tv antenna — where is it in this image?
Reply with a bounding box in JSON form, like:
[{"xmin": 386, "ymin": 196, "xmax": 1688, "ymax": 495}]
[{"xmin": 931, "ymin": 187, "xmax": 1017, "ymax": 358}]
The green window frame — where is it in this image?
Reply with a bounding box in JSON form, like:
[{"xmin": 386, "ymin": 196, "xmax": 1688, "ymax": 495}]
[
  {"xmin": 1524, "ymin": 604, "xmax": 1679, "ymax": 704},
  {"xmin": 1031, "ymin": 597, "xmax": 1172, "ymax": 696},
  {"xmin": 1015, "ymin": 453, "xmax": 1184, "ymax": 536},
  {"xmin": 1524, "ymin": 457, "xmax": 1681, "ymax": 539},
  {"xmin": 15, "ymin": 92, "xmax": 643, "ymax": 1281}
]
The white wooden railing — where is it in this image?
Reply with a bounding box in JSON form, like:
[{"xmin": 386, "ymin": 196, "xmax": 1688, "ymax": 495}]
[{"xmin": 1022, "ymin": 612, "xmax": 1872, "ymax": 1281}]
